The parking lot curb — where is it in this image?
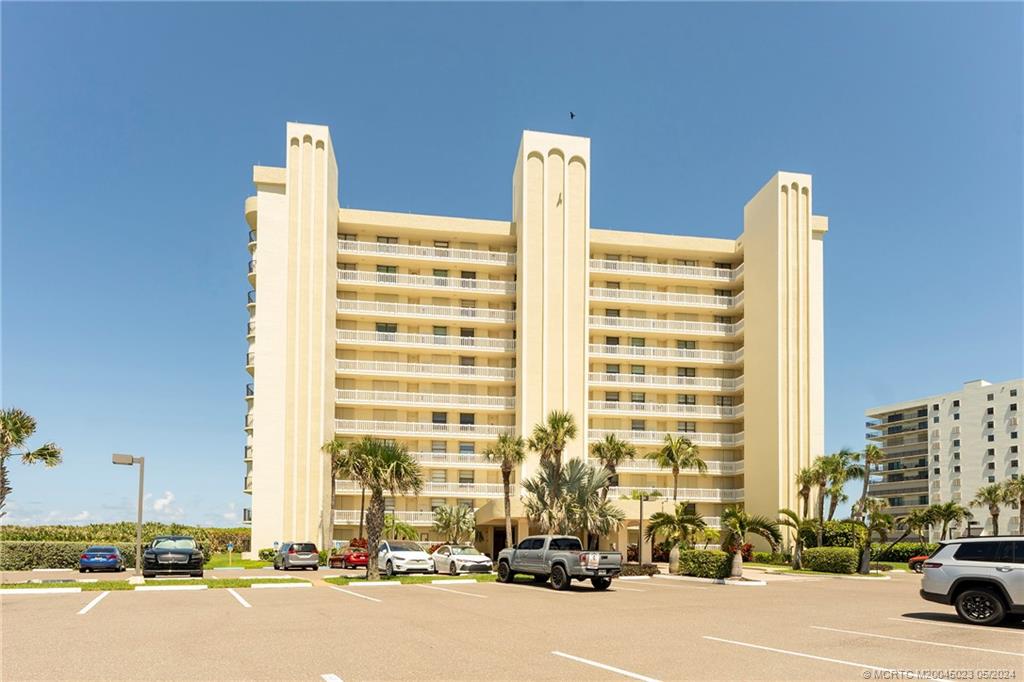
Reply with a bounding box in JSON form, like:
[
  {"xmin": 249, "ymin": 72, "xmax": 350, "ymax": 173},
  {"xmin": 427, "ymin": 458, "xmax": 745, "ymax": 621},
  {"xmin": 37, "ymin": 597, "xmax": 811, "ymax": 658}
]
[
  {"xmin": 134, "ymin": 585, "xmax": 208, "ymax": 592},
  {"xmin": 30, "ymin": 568, "xmax": 71, "ymax": 572},
  {"xmin": 251, "ymin": 582, "xmax": 313, "ymax": 589},
  {"xmin": 0, "ymin": 587, "xmax": 82, "ymax": 594},
  {"xmin": 653, "ymin": 574, "xmax": 766, "ymax": 587},
  {"xmin": 619, "ymin": 576, "xmax": 652, "ymax": 580}
]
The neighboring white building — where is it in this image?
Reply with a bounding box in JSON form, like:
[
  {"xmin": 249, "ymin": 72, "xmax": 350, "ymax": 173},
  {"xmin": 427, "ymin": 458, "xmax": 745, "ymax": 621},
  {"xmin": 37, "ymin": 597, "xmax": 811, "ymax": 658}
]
[{"xmin": 866, "ymin": 378, "xmax": 1022, "ymax": 538}]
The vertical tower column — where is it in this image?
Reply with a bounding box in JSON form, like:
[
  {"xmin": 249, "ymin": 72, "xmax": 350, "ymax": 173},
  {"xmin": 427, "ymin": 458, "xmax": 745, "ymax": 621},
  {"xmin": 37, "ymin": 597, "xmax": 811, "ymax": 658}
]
[{"xmin": 511, "ymin": 131, "xmax": 591, "ymax": 478}]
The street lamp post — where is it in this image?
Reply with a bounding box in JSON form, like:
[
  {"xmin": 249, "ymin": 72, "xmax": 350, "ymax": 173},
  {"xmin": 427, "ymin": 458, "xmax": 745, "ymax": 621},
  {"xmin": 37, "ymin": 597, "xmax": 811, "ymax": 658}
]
[{"xmin": 112, "ymin": 453, "xmax": 145, "ymax": 575}]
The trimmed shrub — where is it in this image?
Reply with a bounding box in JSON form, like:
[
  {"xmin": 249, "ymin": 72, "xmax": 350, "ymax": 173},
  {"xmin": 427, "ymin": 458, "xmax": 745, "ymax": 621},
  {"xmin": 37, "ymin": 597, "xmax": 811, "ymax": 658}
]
[
  {"xmin": 258, "ymin": 548, "xmax": 277, "ymax": 561},
  {"xmin": 868, "ymin": 562, "xmax": 892, "ymax": 572},
  {"xmin": 1, "ymin": 541, "xmax": 138, "ymax": 570},
  {"xmin": 872, "ymin": 542, "xmax": 938, "ymax": 562},
  {"xmin": 751, "ymin": 551, "xmax": 788, "ymax": 565},
  {"xmin": 0, "ymin": 524, "xmax": 250, "ymax": 553},
  {"xmin": 620, "ymin": 562, "xmax": 660, "ymax": 577},
  {"xmin": 802, "ymin": 547, "xmax": 859, "ymax": 574},
  {"xmin": 800, "ymin": 521, "xmax": 867, "ymax": 549},
  {"xmin": 678, "ymin": 549, "xmax": 731, "ymax": 579}
]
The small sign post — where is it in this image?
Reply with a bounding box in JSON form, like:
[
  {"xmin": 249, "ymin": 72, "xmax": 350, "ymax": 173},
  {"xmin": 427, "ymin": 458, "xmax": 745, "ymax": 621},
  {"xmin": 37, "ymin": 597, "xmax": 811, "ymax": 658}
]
[{"xmin": 227, "ymin": 542, "xmax": 234, "ymax": 566}]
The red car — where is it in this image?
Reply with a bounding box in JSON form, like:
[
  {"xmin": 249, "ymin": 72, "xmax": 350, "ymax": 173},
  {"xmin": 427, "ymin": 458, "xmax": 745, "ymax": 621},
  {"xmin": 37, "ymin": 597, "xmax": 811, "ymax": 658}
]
[
  {"xmin": 329, "ymin": 547, "xmax": 368, "ymax": 569},
  {"xmin": 908, "ymin": 554, "xmax": 929, "ymax": 573}
]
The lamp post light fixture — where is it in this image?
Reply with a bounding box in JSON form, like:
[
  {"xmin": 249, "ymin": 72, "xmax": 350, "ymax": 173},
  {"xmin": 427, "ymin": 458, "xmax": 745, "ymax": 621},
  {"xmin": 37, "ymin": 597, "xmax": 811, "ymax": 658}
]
[{"xmin": 112, "ymin": 453, "xmax": 145, "ymax": 575}]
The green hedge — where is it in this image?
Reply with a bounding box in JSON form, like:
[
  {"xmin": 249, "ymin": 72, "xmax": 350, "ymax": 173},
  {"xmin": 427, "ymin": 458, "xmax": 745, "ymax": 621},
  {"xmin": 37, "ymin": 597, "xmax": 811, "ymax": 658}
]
[
  {"xmin": 258, "ymin": 548, "xmax": 277, "ymax": 561},
  {"xmin": 0, "ymin": 541, "xmax": 213, "ymax": 570},
  {"xmin": 802, "ymin": 547, "xmax": 859, "ymax": 574},
  {"xmin": 872, "ymin": 542, "xmax": 938, "ymax": 562},
  {"xmin": 678, "ymin": 549, "xmax": 731, "ymax": 579},
  {"xmin": 620, "ymin": 563, "xmax": 660, "ymax": 577},
  {"xmin": 752, "ymin": 551, "xmax": 789, "ymax": 565},
  {"xmin": 0, "ymin": 524, "xmax": 250, "ymax": 553},
  {"xmin": 800, "ymin": 521, "xmax": 867, "ymax": 549}
]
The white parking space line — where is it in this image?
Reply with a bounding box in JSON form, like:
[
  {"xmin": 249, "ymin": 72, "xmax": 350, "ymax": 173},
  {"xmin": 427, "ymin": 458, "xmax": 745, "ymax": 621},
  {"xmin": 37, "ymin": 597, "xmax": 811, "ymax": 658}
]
[
  {"xmin": 0, "ymin": 587, "xmax": 82, "ymax": 595},
  {"xmin": 328, "ymin": 585, "xmax": 381, "ymax": 603},
  {"xmin": 134, "ymin": 585, "xmax": 207, "ymax": 592},
  {"xmin": 416, "ymin": 584, "xmax": 487, "ymax": 599},
  {"xmin": 320, "ymin": 674, "xmax": 343, "ymax": 682},
  {"xmin": 551, "ymin": 651, "xmax": 661, "ymax": 682},
  {"xmin": 251, "ymin": 582, "xmax": 312, "ymax": 589},
  {"xmin": 77, "ymin": 591, "xmax": 110, "ymax": 615},
  {"xmin": 702, "ymin": 636, "xmax": 939, "ymax": 680},
  {"xmin": 889, "ymin": 617, "xmax": 1024, "ymax": 634},
  {"xmin": 227, "ymin": 588, "xmax": 252, "ymax": 608},
  {"xmin": 431, "ymin": 578, "xmax": 476, "ymax": 585},
  {"xmin": 811, "ymin": 625, "xmax": 1024, "ymax": 657}
]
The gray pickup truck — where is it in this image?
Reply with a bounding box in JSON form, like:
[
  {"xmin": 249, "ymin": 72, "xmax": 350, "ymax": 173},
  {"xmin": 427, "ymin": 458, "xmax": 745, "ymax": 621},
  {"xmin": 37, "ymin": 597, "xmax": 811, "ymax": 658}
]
[{"xmin": 496, "ymin": 534, "xmax": 622, "ymax": 590}]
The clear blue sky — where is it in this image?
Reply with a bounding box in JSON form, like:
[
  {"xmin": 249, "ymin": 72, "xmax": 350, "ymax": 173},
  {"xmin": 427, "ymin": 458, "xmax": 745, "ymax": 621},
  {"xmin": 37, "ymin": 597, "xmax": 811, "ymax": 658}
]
[{"xmin": 3, "ymin": 3, "xmax": 1021, "ymax": 526}]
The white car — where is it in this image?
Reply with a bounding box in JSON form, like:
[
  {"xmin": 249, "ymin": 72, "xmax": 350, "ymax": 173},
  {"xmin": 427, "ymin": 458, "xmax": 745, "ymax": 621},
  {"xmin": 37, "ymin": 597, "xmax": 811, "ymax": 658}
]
[
  {"xmin": 431, "ymin": 544, "xmax": 494, "ymax": 575},
  {"xmin": 378, "ymin": 540, "xmax": 435, "ymax": 576}
]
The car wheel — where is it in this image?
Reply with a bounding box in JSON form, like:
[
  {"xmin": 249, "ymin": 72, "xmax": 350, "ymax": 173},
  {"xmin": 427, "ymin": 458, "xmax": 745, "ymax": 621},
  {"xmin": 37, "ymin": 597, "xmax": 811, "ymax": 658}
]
[
  {"xmin": 911, "ymin": 562, "xmax": 923, "ymax": 574},
  {"xmin": 550, "ymin": 565, "xmax": 570, "ymax": 591},
  {"xmin": 79, "ymin": 568, "xmax": 86, "ymax": 573},
  {"xmin": 191, "ymin": 571, "xmax": 203, "ymax": 578},
  {"xmin": 497, "ymin": 561, "xmax": 514, "ymax": 583},
  {"xmin": 449, "ymin": 562, "xmax": 459, "ymax": 576},
  {"xmin": 955, "ymin": 587, "xmax": 1007, "ymax": 626},
  {"xmin": 313, "ymin": 566, "xmax": 319, "ymax": 571},
  {"xmin": 591, "ymin": 577, "xmax": 612, "ymax": 590},
  {"xmin": 143, "ymin": 571, "xmax": 155, "ymax": 579},
  {"xmin": 385, "ymin": 561, "xmax": 395, "ymax": 577}
]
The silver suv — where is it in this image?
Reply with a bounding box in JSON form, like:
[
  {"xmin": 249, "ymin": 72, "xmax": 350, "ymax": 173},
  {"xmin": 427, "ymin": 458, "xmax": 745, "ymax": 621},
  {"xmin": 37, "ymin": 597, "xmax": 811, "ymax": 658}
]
[
  {"xmin": 273, "ymin": 542, "xmax": 320, "ymax": 571},
  {"xmin": 920, "ymin": 536, "xmax": 1024, "ymax": 625}
]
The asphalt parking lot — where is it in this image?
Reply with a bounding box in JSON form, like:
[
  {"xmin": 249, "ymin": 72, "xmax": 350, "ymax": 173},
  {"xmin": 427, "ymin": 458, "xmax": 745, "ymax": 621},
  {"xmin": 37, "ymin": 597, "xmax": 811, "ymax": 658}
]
[{"xmin": 3, "ymin": 570, "xmax": 1022, "ymax": 681}]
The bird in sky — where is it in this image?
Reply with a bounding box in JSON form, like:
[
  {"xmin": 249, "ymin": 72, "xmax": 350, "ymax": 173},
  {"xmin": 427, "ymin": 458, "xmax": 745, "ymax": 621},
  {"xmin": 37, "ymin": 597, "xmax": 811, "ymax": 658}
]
[{"xmin": 569, "ymin": 112, "xmax": 576, "ymax": 120}]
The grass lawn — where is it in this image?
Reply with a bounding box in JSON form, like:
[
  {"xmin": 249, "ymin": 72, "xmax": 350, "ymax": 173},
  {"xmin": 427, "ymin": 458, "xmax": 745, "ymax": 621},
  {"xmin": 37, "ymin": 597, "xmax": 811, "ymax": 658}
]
[
  {"xmin": 1, "ymin": 577, "xmax": 308, "ymax": 591},
  {"xmin": 743, "ymin": 562, "xmax": 889, "ymax": 578},
  {"xmin": 325, "ymin": 573, "xmax": 499, "ymax": 586},
  {"xmin": 205, "ymin": 552, "xmax": 271, "ymax": 569}
]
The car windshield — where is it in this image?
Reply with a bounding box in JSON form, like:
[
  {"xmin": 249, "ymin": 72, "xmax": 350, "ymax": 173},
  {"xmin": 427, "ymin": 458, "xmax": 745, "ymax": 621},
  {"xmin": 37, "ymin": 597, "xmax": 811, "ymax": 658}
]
[
  {"xmin": 293, "ymin": 543, "xmax": 317, "ymax": 552},
  {"xmin": 87, "ymin": 547, "xmax": 116, "ymax": 553},
  {"xmin": 388, "ymin": 541, "xmax": 422, "ymax": 552},
  {"xmin": 450, "ymin": 546, "xmax": 482, "ymax": 555},
  {"xmin": 152, "ymin": 538, "xmax": 196, "ymax": 550}
]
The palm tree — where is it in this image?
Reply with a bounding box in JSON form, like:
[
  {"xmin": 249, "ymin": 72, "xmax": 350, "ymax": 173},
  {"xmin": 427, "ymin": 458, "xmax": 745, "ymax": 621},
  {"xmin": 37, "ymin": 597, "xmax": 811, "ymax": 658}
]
[
  {"xmin": 590, "ymin": 434, "xmax": 637, "ymax": 500},
  {"xmin": 645, "ymin": 434, "xmax": 706, "ymax": 501},
  {"xmin": 795, "ymin": 467, "xmax": 817, "ymax": 520},
  {"xmin": 527, "ymin": 411, "xmax": 578, "ymax": 506},
  {"xmin": 0, "ymin": 408, "xmax": 63, "ymax": 518},
  {"xmin": 880, "ymin": 506, "xmax": 936, "ymax": 556},
  {"xmin": 324, "ymin": 436, "xmax": 373, "ymax": 541},
  {"xmin": 1003, "ymin": 477, "xmax": 1024, "ymax": 536},
  {"xmin": 853, "ymin": 445, "xmax": 885, "ymax": 520},
  {"xmin": 971, "ymin": 484, "xmax": 1009, "ymax": 536},
  {"xmin": 825, "ymin": 448, "xmax": 862, "ymax": 521},
  {"xmin": 344, "ymin": 438, "xmax": 422, "ymax": 579},
  {"xmin": 932, "ymin": 501, "xmax": 971, "ymax": 541},
  {"xmin": 810, "ymin": 455, "xmax": 830, "ymax": 546},
  {"xmin": 851, "ymin": 497, "xmax": 893, "ymax": 574},
  {"xmin": 383, "ymin": 514, "xmax": 418, "ymax": 541},
  {"xmin": 484, "ymin": 434, "xmax": 526, "ymax": 549},
  {"xmin": 522, "ymin": 458, "xmax": 624, "ymax": 542},
  {"xmin": 720, "ymin": 507, "xmax": 781, "ymax": 578},
  {"xmin": 645, "ymin": 502, "xmax": 707, "ymax": 573},
  {"xmin": 696, "ymin": 527, "xmax": 720, "ymax": 550},
  {"xmin": 432, "ymin": 505, "xmax": 476, "ymax": 544},
  {"xmin": 778, "ymin": 508, "xmax": 815, "ymax": 570}
]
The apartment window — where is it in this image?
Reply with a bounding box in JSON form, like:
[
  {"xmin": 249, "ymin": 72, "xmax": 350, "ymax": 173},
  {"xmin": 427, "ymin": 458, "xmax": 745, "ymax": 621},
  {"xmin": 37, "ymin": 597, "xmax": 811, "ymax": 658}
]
[
  {"xmin": 988, "ymin": 421, "xmax": 995, "ymax": 429},
  {"xmin": 376, "ymin": 264, "xmax": 397, "ymax": 274},
  {"xmin": 630, "ymin": 365, "xmax": 646, "ymax": 375},
  {"xmin": 428, "ymin": 498, "xmax": 445, "ymax": 511},
  {"xmin": 630, "ymin": 337, "xmax": 646, "ymax": 347},
  {"xmin": 954, "ymin": 439, "xmax": 961, "ymax": 447},
  {"xmin": 988, "ymin": 476, "xmax": 996, "ymax": 483},
  {"xmin": 987, "ymin": 462, "xmax": 996, "ymax": 470},
  {"xmin": 713, "ymin": 262, "xmax": 732, "ymax": 270},
  {"xmin": 606, "ymin": 336, "xmax": 620, "ymax": 346},
  {"xmin": 432, "ymin": 412, "xmax": 447, "ymax": 425},
  {"xmin": 1011, "ymin": 389, "xmax": 1018, "ymax": 397},
  {"xmin": 461, "ymin": 271, "xmax": 476, "ymax": 281},
  {"xmin": 377, "ymin": 236, "xmax": 398, "ymax": 244},
  {"xmin": 678, "ymin": 394, "xmax": 697, "ymax": 405},
  {"xmin": 384, "ymin": 499, "xmax": 395, "ymax": 512},
  {"xmin": 933, "ymin": 455, "xmax": 939, "ymax": 462},
  {"xmin": 677, "ymin": 421, "xmax": 697, "ymax": 433},
  {"xmin": 433, "ymin": 326, "xmax": 447, "ymax": 336},
  {"xmin": 954, "ymin": 452, "xmax": 960, "ymax": 460},
  {"xmin": 431, "ymin": 441, "xmax": 446, "ymax": 453},
  {"xmin": 933, "ymin": 416, "xmax": 939, "ymax": 424},
  {"xmin": 606, "ymin": 281, "xmax": 621, "ymax": 290},
  {"xmin": 678, "ymin": 367, "xmax": 697, "ymax": 378},
  {"xmin": 431, "ymin": 470, "xmax": 447, "ymax": 483},
  {"xmin": 458, "ymin": 470, "xmax": 474, "ymax": 484},
  {"xmin": 954, "ymin": 465, "xmax": 961, "ymax": 473},
  {"xmin": 460, "ymin": 328, "xmax": 474, "ymax": 338},
  {"xmin": 433, "ymin": 268, "xmax": 449, "ymax": 279},
  {"xmin": 458, "ymin": 499, "xmax": 474, "ymax": 510},
  {"xmin": 376, "ymin": 322, "xmax": 397, "ymax": 334},
  {"xmin": 631, "ymin": 420, "xmax": 645, "ymax": 431},
  {"xmin": 954, "ymin": 413, "xmax": 960, "ymax": 421},
  {"xmin": 433, "ymin": 240, "xmax": 449, "ymax": 249},
  {"xmin": 606, "ymin": 254, "xmax": 621, "ymax": 261},
  {"xmin": 679, "ymin": 259, "xmax": 697, "ymax": 267},
  {"xmin": 339, "ymin": 232, "xmax": 357, "ymax": 241},
  {"xmin": 606, "ymin": 392, "xmax": 620, "ymax": 402},
  {"xmin": 987, "ymin": 407, "xmax": 995, "ymax": 416},
  {"xmin": 715, "ymin": 396, "xmax": 734, "ymax": 407},
  {"xmin": 606, "ymin": 364, "xmax": 620, "ymax": 374},
  {"xmin": 1011, "ymin": 404, "xmax": 1018, "ymax": 412},
  {"xmin": 714, "ymin": 316, "xmax": 734, "ymax": 324},
  {"xmin": 953, "ymin": 399, "xmax": 960, "ymax": 407},
  {"xmin": 630, "ymin": 392, "xmax": 645, "ymax": 403},
  {"xmin": 459, "ymin": 413, "xmax": 475, "ymax": 426},
  {"xmin": 606, "ymin": 309, "xmax": 621, "ymax": 318},
  {"xmin": 933, "ymin": 468, "xmax": 940, "ymax": 475},
  {"xmin": 988, "ymin": 435, "xmax": 995, "ymax": 442},
  {"xmin": 630, "ymin": 255, "xmax": 647, "ymax": 263},
  {"xmin": 988, "ymin": 393, "xmax": 995, "ymax": 401},
  {"xmin": 932, "ymin": 403, "xmax": 939, "ymax": 411},
  {"xmin": 459, "ymin": 299, "xmax": 476, "ymax": 310},
  {"xmin": 338, "ymin": 262, "xmax": 357, "ymax": 272},
  {"xmin": 677, "ymin": 340, "xmax": 696, "ymax": 350},
  {"xmin": 1012, "ymin": 446, "xmax": 1019, "ymax": 454},
  {"xmin": 458, "ymin": 356, "xmax": 475, "ymax": 367},
  {"xmin": 714, "ymin": 289, "xmax": 732, "ymax": 297},
  {"xmin": 1013, "ymin": 432, "xmax": 1019, "ymax": 439},
  {"xmin": 458, "ymin": 442, "xmax": 475, "ymax": 454},
  {"xmin": 1012, "ymin": 460, "xmax": 1019, "ymax": 468}
]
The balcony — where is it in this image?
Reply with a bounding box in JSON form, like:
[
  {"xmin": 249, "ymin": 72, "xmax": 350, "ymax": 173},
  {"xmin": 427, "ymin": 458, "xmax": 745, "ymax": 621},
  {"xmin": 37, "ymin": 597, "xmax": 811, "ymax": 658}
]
[
  {"xmin": 588, "ymin": 372, "xmax": 743, "ymax": 392},
  {"xmin": 608, "ymin": 486, "xmax": 743, "ymax": 502},
  {"xmin": 588, "ymin": 429, "xmax": 744, "ymax": 447},
  {"xmin": 335, "ymin": 419, "xmax": 513, "ymax": 439},
  {"xmin": 589, "ymin": 315, "xmax": 743, "ymax": 338},
  {"xmin": 589, "ymin": 401, "xmax": 743, "ymax": 419},
  {"xmin": 247, "ymin": 290, "xmax": 256, "ymax": 307},
  {"xmin": 337, "ymin": 300, "xmax": 515, "ymax": 325},
  {"xmin": 245, "ymin": 383, "xmax": 254, "ymax": 399},
  {"xmin": 243, "ymin": 474, "xmax": 252, "ymax": 493},
  {"xmin": 337, "ymin": 359, "xmax": 515, "ymax": 382},
  {"xmin": 336, "ymin": 389, "xmax": 514, "ymax": 411},
  {"xmin": 246, "ymin": 352, "xmax": 255, "ymax": 369},
  {"xmin": 246, "ymin": 320, "xmax": 256, "ymax": 338},
  {"xmin": 334, "ymin": 509, "xmax": 437, "ymax": 526},
  {"xmin": 590, "ymin": 259, "xmax": 742, "ymax": 283},
  {"xmin": 248, "ymin": 258, "xmax": 256, "ymax": 275},
  {"xmin": 335, "ymin": 479, "xmax": 509, "ymax": 498},
  {"xmin": 244, "ymin": 412, "xmax": 253, "ymax": 430},
  {"xmin": 410, "ymin": 451, "xmax": 499, "ymax": 468},
  {"xmin": 338, "ymin": 239, "xmax": 515, "ymax": 267},
  {"xmin": 336, "ymin": 329, "xmax": 514, "ymax": 353},
  {"xmin": 590, "ymin": 287, "xmax": 741, "ymax": 310},
  {"xmin": 617, "ymin": 458, "xmax": 743, "ymax": 475},
  {"xmin": 248, "ymin": 230, "xmax": 256, "ymax": 247},
  {"xmin": 243, "ymin": 445, "xmax": 252, "ymax": 462},
  {"xmin": 338, "ymin": 269, "xmax": 515, "ymax": 296},
  {"xmin": 589, "ymin": 344, "xmax": 743, "ymax": 365}
]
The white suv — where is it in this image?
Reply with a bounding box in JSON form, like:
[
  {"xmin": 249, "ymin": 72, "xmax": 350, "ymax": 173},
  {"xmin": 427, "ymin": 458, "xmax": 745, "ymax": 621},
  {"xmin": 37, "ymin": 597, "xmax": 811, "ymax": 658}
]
[
  {"xmin": 920, "ymin": 536, "xmax": 1024, "ymax": 626},
  {"xmin": 377, "ymin": 540, "xmax": 435, "ymax": 576}
]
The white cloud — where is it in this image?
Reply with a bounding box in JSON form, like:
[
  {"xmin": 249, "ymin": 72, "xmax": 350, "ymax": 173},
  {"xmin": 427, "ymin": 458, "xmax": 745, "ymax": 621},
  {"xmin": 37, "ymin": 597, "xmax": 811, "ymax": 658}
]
[
  {"xmin": 70, "ymin": 511, "xmax": 91, "ymax": 522},
  {"xmin": 221, "ymin": 502, "xmax": 238, "ymax": 522},
  {"xmin": 153, "ymin": 491, "xmax": 175, "ymax": 512},
  {"xmin": 151, "ymin": 491, "xmax": 184, "ymax": 520}
]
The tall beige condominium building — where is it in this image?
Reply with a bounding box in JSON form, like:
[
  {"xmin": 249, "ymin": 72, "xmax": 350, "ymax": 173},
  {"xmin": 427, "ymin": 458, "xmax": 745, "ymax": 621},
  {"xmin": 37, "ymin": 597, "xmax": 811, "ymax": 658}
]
[
  {"xmin": 866, "ymin": 378, "xmax": 1022, "ymax": 538},
  {"xmin": 243, "ymin": 122, "xmax": 829, "ymax": 557}
]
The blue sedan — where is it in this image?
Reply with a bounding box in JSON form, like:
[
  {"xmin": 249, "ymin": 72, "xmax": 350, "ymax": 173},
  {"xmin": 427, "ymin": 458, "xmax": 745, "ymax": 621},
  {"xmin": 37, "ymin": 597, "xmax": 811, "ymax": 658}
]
[{"xmin": 79, "ymin": 546, "xmax": 125, "ymax": 573}]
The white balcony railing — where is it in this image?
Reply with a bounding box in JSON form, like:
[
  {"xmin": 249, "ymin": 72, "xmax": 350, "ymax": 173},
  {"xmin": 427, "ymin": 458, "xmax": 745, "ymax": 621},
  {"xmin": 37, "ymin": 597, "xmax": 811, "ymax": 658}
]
[
  {"xmin": 335, "ymin": 420, "xmax": 513, "ymax": 439},
  {"xmin": 590, "ymin": 259, "xmax": 742, "ymax": 282},
  {"xmin": 336, "ymin": 329, "xmax": 514, "ymax": 353},
  {"xmin": 334, "ymin": 509, "xmax": 437, "ymax": 526},
  {"xmin": 338, "ymin": 269, "xmax": 515, "ymax": 295},
  {"xmin": 337, "ymin": 300, "xmax": 515, "ymax": 324},
  {"xmin": 337, "ymin": 359, "xmax": 515, "ymax": 382},
  {"xmin": 589, "ymin": 315, "xmax": 743, "ymax": 337},
  {"xmin": 589, "ymin": 344, "xmax": 743, "ymax": 364},
  {"xmin": 588, "ymin": 401, "xmax": 744, "ymax": 419},
  {"xmin": 335, "ymin": 479, "xmax": 509, "ymax": 498},
  {"xmin": 338, "ymin": 239, "xmax": 516, "ymax": 266},
  {"xmin": 617, "ymin": 458, "xmax": 744, "ymax": 475},
  {"xmin": 609, "ymin": 486, "xmax": 744, "ymax": 502},
  {"xmin": 589, "ymin": 429, "xmax": 744, "ymax": 447},
  {"xmin": 588, "ymin": 372, "xmax": 744, "ymax": 392},
  {"xmin": 337, "ymin": 390, "xmax": 515, "ymax": 411},
  {"xmin": 409, "ymin": 451, "xmax": 499, "ymax": 468},
  {"xmin": 590, "ymin": 287, "xmax": 741, "ymax": 310}
]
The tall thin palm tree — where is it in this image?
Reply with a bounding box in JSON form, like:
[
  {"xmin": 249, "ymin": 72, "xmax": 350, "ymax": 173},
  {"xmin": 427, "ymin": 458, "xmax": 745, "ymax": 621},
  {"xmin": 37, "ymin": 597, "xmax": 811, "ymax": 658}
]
[
  {"xmin": 795, "ymin": 467, "xmax": 817, "ymax": 520},
  {"xmin": 646, "ymin": 502, "xmax": 706, "ymax": 572},
  {"xmin": 590, "ymin": 434, "xmax": 637, "ymax": 500},
  {"xmin": 484, "ymin": 434, "xmax": 526, "ymax": 549},
  {"xmin": 645, "ymin": 434, "xmax": 706, "ymax": 501},
  {"xmin": 526, "ymin": 411, "xmax": 578, "ymax": 506},
  {"xmin": 851, "ymin": 497, "xmax": 892, "ymax": 574},
  {"xmin": 825, "ymin": 448, "xmax": 863, "ymax": 521},
  {"xmin": 853, "ymin": 445, "xmax": 885, "ymax": 520},
  {"xmin": 325, "ymin": 436, "xmax": 374, "ymax": 540},
  {"xmin": 344, "ymin": 438, "xmax": 422, "ymax": 579},
  {"xmin": 720, "ymin": 507, "xmax": 781, "ymax": 578},
  {"xmin": 970, "ymin": 484, "xmax": 1008, "ymax": 536},
  {"xmin": 0, "ymin": 408, "xmax": 63, "ymax": 518},
  {"xmin": 932, "ymin": 501, "xmax": 971, "ymax": 540},
  {"xmin": 778, "ymin": 508, "xmax": 815, "ymax": 570},
  {"xmin": 1003, "ymin": 477, "xmax": 1024, "ymax": 536},
  {"xmin": 810, "ymin": 455, "xmax": 830, "ymax": 546}
]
